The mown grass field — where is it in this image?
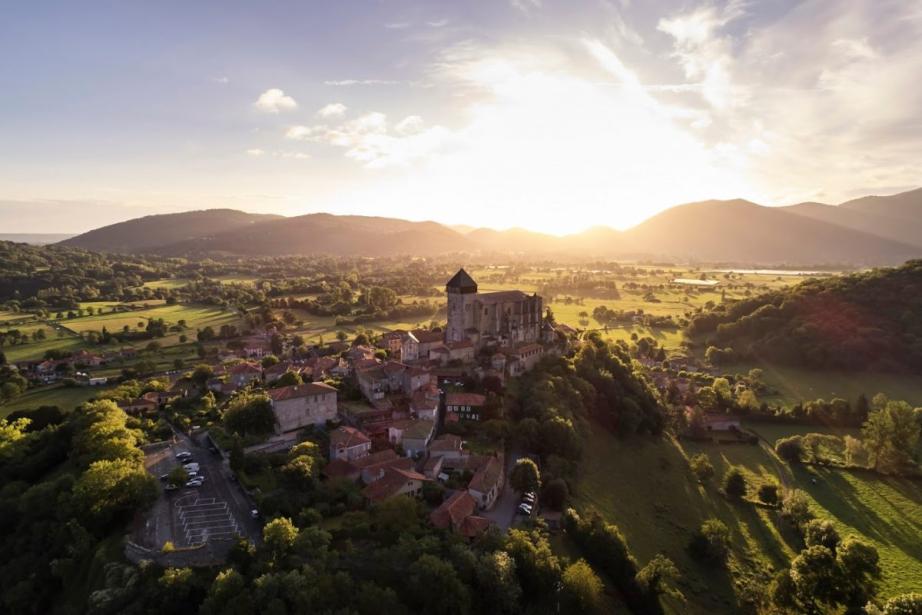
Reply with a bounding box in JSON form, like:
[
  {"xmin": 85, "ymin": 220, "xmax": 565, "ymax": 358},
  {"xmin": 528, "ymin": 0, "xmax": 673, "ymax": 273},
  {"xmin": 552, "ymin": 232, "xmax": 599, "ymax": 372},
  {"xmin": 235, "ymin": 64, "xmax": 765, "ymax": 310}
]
[
  {"xmin": 0, "ymin": 384, "xmax": 103, "ymax": 418},
  {"xmin": 724, "ymin": 361, "xmax": 922, "ymax": 407},
  {"xmin": 575, "ymin": 426, "xmax": 922, "ymax": 613}
]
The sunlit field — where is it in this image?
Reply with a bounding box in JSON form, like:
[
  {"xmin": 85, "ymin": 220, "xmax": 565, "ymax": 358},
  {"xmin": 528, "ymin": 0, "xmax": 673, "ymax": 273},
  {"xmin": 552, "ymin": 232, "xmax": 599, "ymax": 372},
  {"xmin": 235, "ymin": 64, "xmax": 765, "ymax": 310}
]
[
  {"xmin": 0, "ymin": 384, "xmax": 103, "ymax": 418},
  {"xmin": 576, "ymin": 426, "xmax": 922, "ymax": 613}
]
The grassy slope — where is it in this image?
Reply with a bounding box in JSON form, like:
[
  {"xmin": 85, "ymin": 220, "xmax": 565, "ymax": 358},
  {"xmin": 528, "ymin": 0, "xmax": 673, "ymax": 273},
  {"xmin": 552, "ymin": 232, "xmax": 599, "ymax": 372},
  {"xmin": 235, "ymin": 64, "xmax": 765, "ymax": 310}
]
[
  {"xmin": 575, "ymin": 426, "xmax": 922, "ymax": 613},
  {"xmin": 0, "ymin": 384, "xmax": 104, "ymax": 418}
]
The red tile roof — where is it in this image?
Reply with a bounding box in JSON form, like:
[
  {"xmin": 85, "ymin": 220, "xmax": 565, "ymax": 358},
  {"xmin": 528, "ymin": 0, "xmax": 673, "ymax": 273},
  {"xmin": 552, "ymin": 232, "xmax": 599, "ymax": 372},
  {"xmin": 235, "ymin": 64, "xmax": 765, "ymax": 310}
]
[
  {"xmin": 330, "ymin": 426, "xmax": 371, "ymax": 448},
  {"xmin": 430, "ymin": 434, "xmax": 463, "ymax": 453},
  {"xmin": 362, "ymin": 467, "xmax": 426, "ymax": 502},
  {"xmin": 322, "ymin": 459, "xmax": 360, "ymax": 480},
  {"xmin": 459, "ymin": 515, "xmax": 492, "ymax": 537},
  {"xmin": 267, "ymin": 382, "xmax": 337, "ymax": 401},
  {"xmin": 430, "ymin": 490, "xmax": 477, "ymax": 529},
  {"xmin": 446, "ymin": 392, "xmax": 486, "ymax": 407},
  {"xmin": 468, "ymin": 454, "xmax": 503, "ymax": 494}
]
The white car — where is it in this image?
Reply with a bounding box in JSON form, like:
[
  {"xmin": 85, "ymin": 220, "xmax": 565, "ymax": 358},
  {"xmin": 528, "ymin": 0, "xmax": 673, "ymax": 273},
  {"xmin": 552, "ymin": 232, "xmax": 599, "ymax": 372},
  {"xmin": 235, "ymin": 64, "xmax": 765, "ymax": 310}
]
[
  {"xmin": 185, "ymin": 478, "xmax": 204, "ymax": 488},
  {"xmin": 517, "ymin": 503, "xmax": 533, "ymax": 515},
  {"xmin": 175, "ymin": 451, "xmax": 192, "ymax": 461},
  {"xmin": 183, "ymin": 463, "xmax": 200, "ymax": 472}
]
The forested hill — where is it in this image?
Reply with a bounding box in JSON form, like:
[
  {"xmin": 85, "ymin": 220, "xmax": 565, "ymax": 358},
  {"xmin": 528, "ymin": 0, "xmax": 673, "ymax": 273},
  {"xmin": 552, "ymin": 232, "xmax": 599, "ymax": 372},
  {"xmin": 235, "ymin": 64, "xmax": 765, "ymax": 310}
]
[
  {"xmin": 60, "ymin": 209, "xmax": 281, "ymax": 253},
  {"xmin": 688, "ymin": 261, "xmax": 922, "ymax": 373}
]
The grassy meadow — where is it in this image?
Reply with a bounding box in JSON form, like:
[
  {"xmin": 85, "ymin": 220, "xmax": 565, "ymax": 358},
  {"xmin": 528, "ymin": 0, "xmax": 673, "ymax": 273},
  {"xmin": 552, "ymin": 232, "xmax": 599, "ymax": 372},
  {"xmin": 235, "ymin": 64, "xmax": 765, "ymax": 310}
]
[
  {"xmin": 574, "ymin": 426, "xmax": 922, "ymax": 613},
  {"xmin": 0, "ymin": 384, "xmax": 104, "ymax": 418}
]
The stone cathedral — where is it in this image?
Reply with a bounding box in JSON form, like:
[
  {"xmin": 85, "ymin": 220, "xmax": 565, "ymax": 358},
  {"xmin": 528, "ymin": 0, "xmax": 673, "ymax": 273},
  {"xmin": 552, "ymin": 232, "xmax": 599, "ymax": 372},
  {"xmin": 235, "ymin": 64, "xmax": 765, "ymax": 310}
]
[{"xmin": 444, "ymin": 268, "xmax": 543, "ymax": 348}]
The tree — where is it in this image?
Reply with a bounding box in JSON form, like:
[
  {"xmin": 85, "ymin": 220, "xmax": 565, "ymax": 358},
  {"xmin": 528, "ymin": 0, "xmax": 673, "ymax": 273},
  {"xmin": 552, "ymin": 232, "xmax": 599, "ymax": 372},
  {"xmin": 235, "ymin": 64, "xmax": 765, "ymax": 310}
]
[
  {"xmin": 635, "ymin": 554, "xmax": 683, "ymax": 603},
  {"xmin": 689, "ymin": 518, "xmax": 730, "ymax": 564},
  {"xmin": 262, "ymin": 517, "xmax": 299, "ymax": 560},
  {"xmin": 223, "ymin": 392, "xmax": 276, "ymax": 437},
  {"xmin": 836, "ymin": 536, "xmax": 880, "ymax": 607},
  {"xmin": 758, "ymin": 483, "xmax": 780, "ymax": 506},
  {"xmin": 542, "ymin": 478, "xmax": 570, "ymax": 511},
  {"xmin": 561, "ymin": 560, "xmax": 604, "ymax": 613},
  {"xmin": 200, "ymin": 568, "xmax": 253, "ymax": 615},
  {"xmin": 274, "ymin": 371, "xmax": 303, "ymax": 387},
  {"xmin": 722, "ymin": 467, "xmax": 747, "ymax": 499},
  {"xmin": 191, "ymin": 364, "xmax": 214, "ymax": 386},
  {"xmin": 862, "ymin": 401, "xmax": 921, "ymax": 473},
  {"xmin": 168, "ymin": 466, "xmax": 189, "ymax": 487},
  {"xmin": 476, "ymin": 551, "xmax": 522, "ymax": 614},
  {"xmin": 510, "ymin": 458, "xmax": 541, "ymax": 494},
  {"xmin": 877, "ymin": 593, "xmax": 922, "ymax": 615},
  {"xmin": 775, "ymin": 436, "xmax": 804, "ymax": 463},
  {"xmin": 689, "ymin": 453, "xmax": 715, "ymax": 483},
  {"xmin": 781, "ymin": 490, "xmax": 815, "ymax": 532},
  {"xmin": 790, "ymin": 545, "xmax": 838, "ymax": 612},
  {"xmin": 73, "ymin": 458, "xmax": 158, "ymax": 528},
  {"xmin": 803, "ymin": 519, "xmax": 840, "ymax": 551},
  {"xmin": 408, "ymin": 554, "xmax": 472, "ymax": 615}
]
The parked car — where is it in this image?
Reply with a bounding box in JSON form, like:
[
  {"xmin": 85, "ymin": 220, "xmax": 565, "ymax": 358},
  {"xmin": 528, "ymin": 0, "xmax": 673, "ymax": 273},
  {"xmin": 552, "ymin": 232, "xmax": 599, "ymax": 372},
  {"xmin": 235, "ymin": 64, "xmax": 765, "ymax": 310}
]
[
  {"xmin": 517, "ymin": 503, "xmax": 533, "ymax": 515},
  {"xmin": 183, "ymin": 463, "xmax": 200, "ymax": 472},
  {"xmin": 164, "ymin": 483, "xmax": 178, "ymax": 491},
  {"xmin": 250, "ymin": 509, "xmax": 260, "ymax": 520},
  {"xmin": 522, "ymin": 493, "xmax": 536, "ymax": 504},
  {"xmin": 159, "ymin": 473, "xmax": 170, "ymax": 482},
  {"xmin": 175, "ymin": 451, "xmax": 192, "ymax": 461},
  {"xmin": 185, "ymin": 479, "xmax": 204, "ymax": 488}
]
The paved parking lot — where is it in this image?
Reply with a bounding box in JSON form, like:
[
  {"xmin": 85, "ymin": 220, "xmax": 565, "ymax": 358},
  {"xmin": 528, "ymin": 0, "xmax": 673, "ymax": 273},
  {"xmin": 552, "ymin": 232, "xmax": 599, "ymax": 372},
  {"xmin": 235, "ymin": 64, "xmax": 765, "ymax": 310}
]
[
  {"xmin": 176, "ymin": 496, "xmax": 241, "ymax": 546},
  {"xmin": 136, "ymin": 430, "xmax": 261, "ymax": 551}
]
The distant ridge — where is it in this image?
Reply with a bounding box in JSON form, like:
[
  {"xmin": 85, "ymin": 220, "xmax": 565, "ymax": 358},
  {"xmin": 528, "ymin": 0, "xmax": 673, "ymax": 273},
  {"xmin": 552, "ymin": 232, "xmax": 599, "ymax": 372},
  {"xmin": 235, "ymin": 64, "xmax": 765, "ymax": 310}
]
[
  {"xmin": 56, "ymin": 188, "xmax": 922, "ymax": 265},
  {"xmin": 60, "ymin": 209, "xmax": 281, "ymax": 253},
  {"xmin": 0, "ymin": 233, "xmax": 74, "ymax": 245}
]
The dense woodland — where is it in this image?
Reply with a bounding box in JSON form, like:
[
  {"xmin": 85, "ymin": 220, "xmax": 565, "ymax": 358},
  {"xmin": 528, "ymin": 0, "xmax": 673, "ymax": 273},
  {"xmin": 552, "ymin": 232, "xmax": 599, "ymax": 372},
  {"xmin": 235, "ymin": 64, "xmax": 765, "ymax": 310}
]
[{"xmin": 688, "ymin": 261, "xmax": 922, "ymax": 373}]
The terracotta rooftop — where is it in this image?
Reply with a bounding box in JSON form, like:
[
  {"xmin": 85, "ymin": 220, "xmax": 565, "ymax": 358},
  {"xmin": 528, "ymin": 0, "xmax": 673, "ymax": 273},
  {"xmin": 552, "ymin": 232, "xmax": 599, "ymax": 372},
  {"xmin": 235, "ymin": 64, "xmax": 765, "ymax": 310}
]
[
  {"xmin": 430, "ymin": 490, "xmax": 477, "ymax": 529},
  {"xmin": 267, "ymin": 382, "xmax": 337, "ymax": 401},
  {"xmin": 446, "ymin": 392, "xmax": 486, "ymax": 407},
  {"xmin": 362, "ymin": 467, "xmax": 427, "ymax": 502},
  {"xmin": 468, "ymin": 454, "xmax": 503, "ymax": 493},
  {"xmin": 322, "ymin": 458, "xmax": 359, "ymax": 480},
  {"xmin": 430, "ymin": 434, "xmax": 463, "ymax": 453},
  {"xmin": 330, "ymin": 426, "xmax": 371, "ymax": 448}
]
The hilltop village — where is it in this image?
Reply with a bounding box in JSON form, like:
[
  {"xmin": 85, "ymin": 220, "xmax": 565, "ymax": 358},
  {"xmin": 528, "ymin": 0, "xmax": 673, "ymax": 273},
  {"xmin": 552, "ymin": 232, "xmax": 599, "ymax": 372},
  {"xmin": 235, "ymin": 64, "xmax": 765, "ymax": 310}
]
[{"xmin": 116, "ymin": 268, "xmax": 573, "ymax": 544}]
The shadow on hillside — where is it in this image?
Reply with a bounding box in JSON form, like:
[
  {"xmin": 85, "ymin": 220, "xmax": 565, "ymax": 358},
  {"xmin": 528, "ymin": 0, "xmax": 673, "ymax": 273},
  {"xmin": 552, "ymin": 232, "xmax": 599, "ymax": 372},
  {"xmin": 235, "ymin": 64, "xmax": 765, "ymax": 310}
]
[{"xmin": 792, "ymin": 465, "xmax": 922, "ymax": 562}]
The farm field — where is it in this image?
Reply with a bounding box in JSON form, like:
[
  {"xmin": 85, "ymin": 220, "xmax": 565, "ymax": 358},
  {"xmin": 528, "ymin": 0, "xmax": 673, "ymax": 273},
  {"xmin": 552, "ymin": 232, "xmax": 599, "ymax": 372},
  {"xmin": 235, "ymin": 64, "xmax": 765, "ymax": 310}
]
[
  {"xmin": 0, "ymin": 384, "xmax": 104, "ymax": 418},
  {"xmin": 575, "ymin": 426, "xmax": 922, "ymax": 613},
  {"xmin": 725, "ymin": 361, "xmax": 922, "ymax": 407}
]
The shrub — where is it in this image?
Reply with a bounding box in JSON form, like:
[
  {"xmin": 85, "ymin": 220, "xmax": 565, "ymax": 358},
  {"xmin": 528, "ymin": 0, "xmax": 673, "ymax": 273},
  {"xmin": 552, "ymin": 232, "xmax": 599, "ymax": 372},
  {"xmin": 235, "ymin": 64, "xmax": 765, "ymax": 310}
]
[
  {"xmin": 780, "ymin": 489, "xmax": 815, "ymax": 532},
  {"xmin": 758, "ymin": 483, "xmax": 779, "ymax": 506},
  {"xmin": 689, "ymin": 453, "xmax": 715, "ymax": 483},
  {"xmin": 775, "ymin": 436, "xmax": 804, "ymax": 463},
  {"xmin": 722, "ymin": 467, "xmax": 747, "ymax": 499},
  {"xmin": 803, "ymin": 519, "xmax": 840, "ymax": 551},
  {"xmin": 689, "ymin": 518, "xmax": 731, "ymax": 564}
]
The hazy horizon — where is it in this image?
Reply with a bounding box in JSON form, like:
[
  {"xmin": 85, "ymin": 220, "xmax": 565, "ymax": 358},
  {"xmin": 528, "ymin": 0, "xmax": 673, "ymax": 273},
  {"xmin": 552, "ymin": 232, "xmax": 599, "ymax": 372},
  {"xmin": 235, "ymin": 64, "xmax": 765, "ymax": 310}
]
[
  {"xmin": 3, "ymin": 186, "xmax": 920, "ymax": 238},
  {"xmin": 2, "ymin": 0, "xmax": 921, "ymax": 235}
]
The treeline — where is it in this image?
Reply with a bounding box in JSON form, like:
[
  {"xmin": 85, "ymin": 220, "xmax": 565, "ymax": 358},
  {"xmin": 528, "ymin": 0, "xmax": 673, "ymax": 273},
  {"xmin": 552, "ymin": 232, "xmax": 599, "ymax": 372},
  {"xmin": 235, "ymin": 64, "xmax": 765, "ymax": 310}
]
[
  {"xmin": 687, "ymin": 260, "xmax": 922, "ymax": 373},
  {"xmin": 0, "ymin": 400, "xmax": 158, "ymax": 614}
]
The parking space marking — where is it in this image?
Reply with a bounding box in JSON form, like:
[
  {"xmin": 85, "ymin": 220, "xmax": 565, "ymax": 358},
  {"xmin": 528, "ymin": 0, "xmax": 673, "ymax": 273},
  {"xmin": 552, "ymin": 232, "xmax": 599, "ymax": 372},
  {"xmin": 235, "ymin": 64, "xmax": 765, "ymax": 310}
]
[{"xmin": 175, "ymin": 496, "xmax": 241, "ymax": 546}]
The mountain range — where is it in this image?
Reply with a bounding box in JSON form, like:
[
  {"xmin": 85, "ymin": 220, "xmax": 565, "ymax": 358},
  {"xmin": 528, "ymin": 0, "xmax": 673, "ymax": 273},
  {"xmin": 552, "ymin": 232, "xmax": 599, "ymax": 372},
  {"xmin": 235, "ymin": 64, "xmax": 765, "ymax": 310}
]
[{"xmin": 59, "ymin": 188, "xmax": 922, "ymax": 265}]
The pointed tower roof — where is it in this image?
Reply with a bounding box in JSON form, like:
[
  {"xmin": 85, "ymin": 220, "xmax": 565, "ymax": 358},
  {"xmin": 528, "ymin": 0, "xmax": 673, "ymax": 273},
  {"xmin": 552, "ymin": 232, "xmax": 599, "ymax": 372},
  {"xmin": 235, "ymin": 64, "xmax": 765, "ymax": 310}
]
[{"xmin": 446, "ymin": 268, "xmax": 478, "ymax": 292}]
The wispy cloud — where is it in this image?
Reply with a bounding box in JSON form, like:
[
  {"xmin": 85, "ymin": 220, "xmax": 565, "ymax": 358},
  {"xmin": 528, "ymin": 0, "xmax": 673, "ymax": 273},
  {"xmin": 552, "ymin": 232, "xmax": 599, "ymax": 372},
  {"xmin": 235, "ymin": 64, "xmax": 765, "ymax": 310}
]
[
  {"xmin": 246, "ymin": 148, "xmax": 265, "ymax": 157},
  {"xmin": 253, "ymin": 88, "xmax": 298, "ymax": 113},
  {"xmin": 511, "ymin": 0, "xmax": 542, "ymax": 14},
  {"xmin": 317, "ymin": 102, "xmax": 348, "ymax": 118}
]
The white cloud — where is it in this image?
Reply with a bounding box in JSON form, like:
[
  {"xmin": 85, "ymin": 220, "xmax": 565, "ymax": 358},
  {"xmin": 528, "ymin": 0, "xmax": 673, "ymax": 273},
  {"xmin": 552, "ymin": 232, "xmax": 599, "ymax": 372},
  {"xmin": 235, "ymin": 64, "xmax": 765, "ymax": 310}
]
[
  {"xmin": 286, "ymin": 111, "xmax": 451, "ymax": 168},
  {"xmin": 428, "ymin": 19, "xmax": 449, "ymax": 28},
  {"xmin": 253, "ymin": 88, "xmax": 298, "ymax": 113},
  {"xmin": 317, "ymin": 103, "xmax": 348, "ymax": 118},
  {"xmin": 212, "ymin": 76, "xmax": 230, "ymax": 84},
  {"xmin": 246, "ymin": 148, "xmax": 265, "ymax": 157},
  {"xmin": 394, "ymin": 115, "xmax": 424, "ymax": 135},
  {"xmin": 657, "ymin": 2, "xmax": 745, "ymax": 110},
  {"xmin": 385, "ymin": 22, "xmax": 411, "ymax": 29}
]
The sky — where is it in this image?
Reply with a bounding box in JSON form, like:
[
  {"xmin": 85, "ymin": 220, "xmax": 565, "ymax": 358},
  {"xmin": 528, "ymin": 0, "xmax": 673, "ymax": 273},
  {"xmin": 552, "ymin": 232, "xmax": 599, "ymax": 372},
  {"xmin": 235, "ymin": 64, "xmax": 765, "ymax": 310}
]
[{"xmin": 1, "ymin": 0, "xmax": 920, "ymax": 235}]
